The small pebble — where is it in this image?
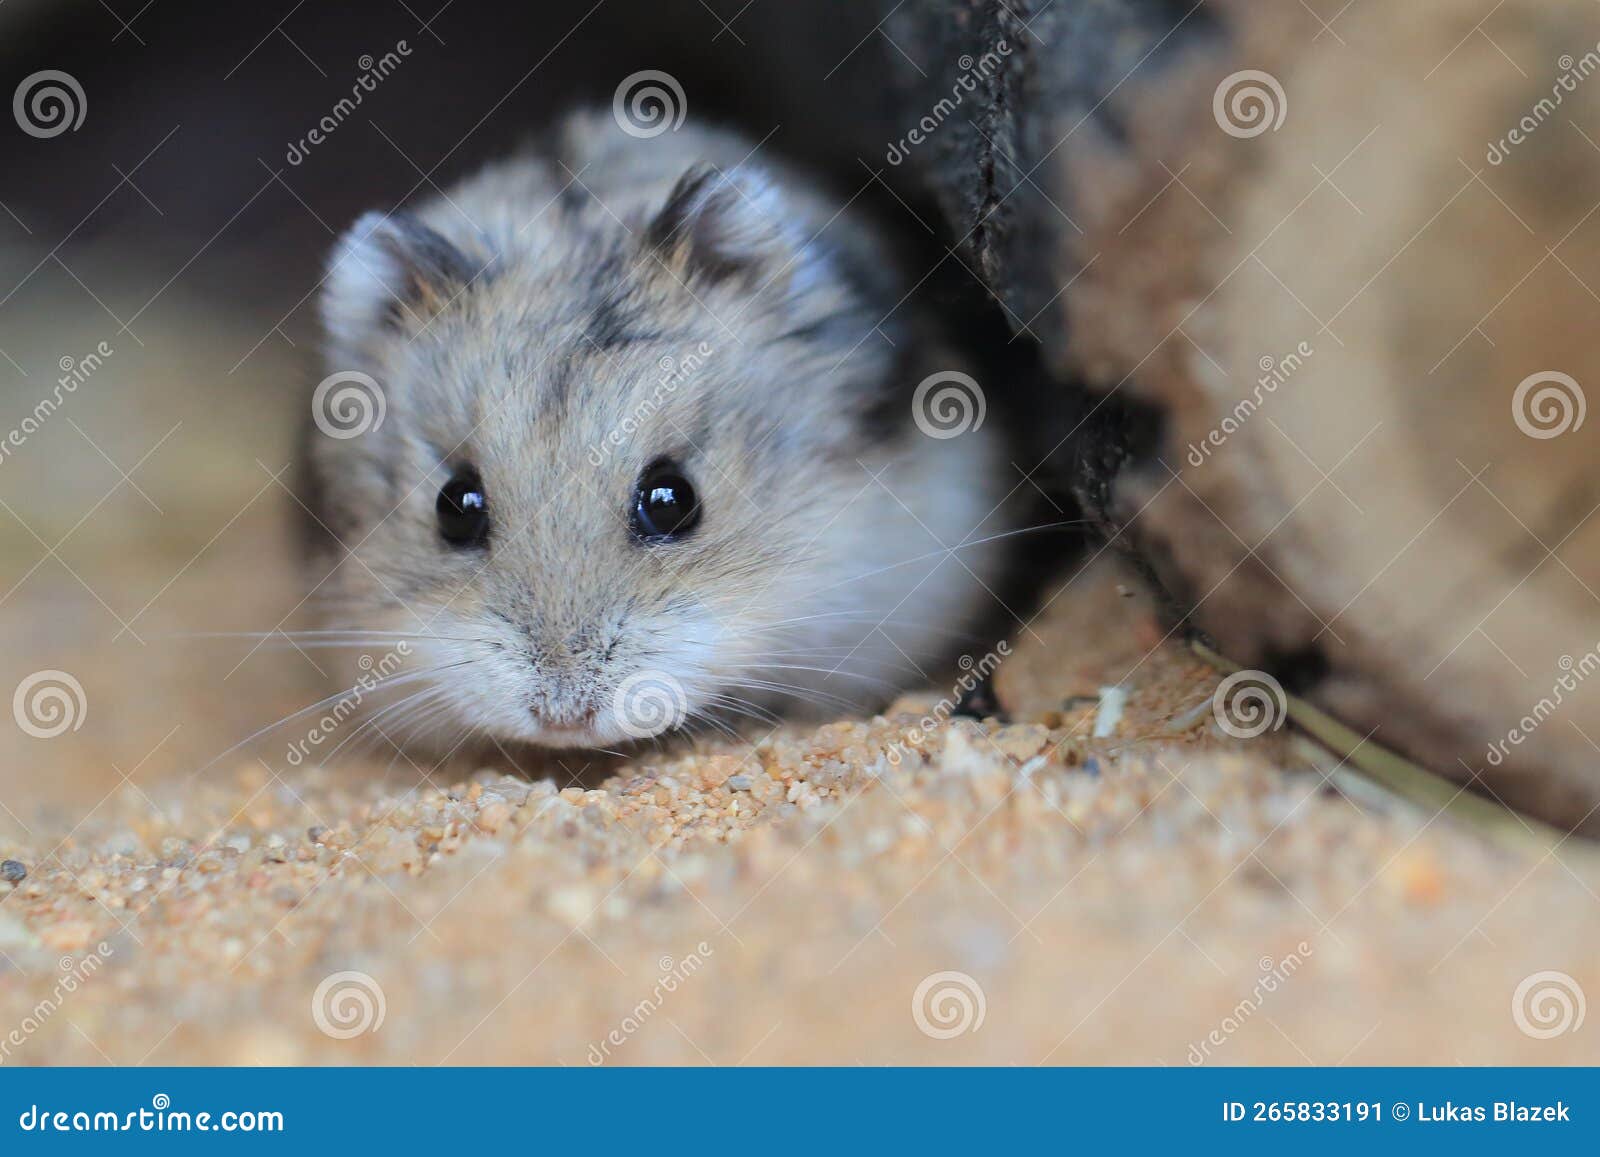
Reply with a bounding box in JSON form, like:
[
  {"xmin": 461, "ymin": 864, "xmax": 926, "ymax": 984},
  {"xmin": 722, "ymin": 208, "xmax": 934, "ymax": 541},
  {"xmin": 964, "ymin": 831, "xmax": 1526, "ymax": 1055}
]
[
  {"xmin": 1092, "ymin": 685, "xmax": 1128, "ymax": 738},
  {"xmin": 41, "ymin": 920, "xmax": 94, "ymax": 952},
  {"xmin": 0, "ymin": 911, "xmax": 35, "ymax": 948},
  {"xmin": 726, "ymin": 774, "xmax": 754, "ymax": 791},
  {"xmin": 0, "ymin": 860, "xmax": 26, "ymax": 883}
]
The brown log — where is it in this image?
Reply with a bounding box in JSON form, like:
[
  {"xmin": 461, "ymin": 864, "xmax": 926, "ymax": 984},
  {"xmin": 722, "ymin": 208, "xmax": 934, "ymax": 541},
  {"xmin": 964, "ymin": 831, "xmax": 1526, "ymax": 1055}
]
[
  {"xmin": 732, "ymin": 0, "xmax": 1600, "ymax": 833},
  {"xmin": 1035, "ymin": 0, "xmax": 1600, "ymax": 833}
]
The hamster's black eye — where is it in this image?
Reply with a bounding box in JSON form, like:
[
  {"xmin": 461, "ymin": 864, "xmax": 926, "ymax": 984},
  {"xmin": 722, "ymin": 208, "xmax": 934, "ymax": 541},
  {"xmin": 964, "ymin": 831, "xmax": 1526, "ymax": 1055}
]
[
  {"xmin": 631, "ymin": 459, "xmax": 701, "ymax": 542},
  {"xmin": 437, "ymin": 466, "xmax": 489, "ymax": 547}
]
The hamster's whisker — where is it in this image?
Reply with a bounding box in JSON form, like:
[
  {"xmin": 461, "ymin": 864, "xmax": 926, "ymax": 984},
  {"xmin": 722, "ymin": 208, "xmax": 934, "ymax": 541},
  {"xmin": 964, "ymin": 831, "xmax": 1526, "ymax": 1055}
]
[
  {"xmin": 299, "ymin": 599, "xmax": 498, "ymax": 642},
  {"xmin": 382, "ymin": 693, "xmax": 462, "ymax": 750},
  {"xmin": 684, "ymin": 714, "xmax": 742, "ymax": 745},
  {"xmin": 217, "ymin": 640, "xmax": 485, "ymax": 653},
  {"xmin": 734, "ymin": 642, "xmax": 933, "ymax": 666},
  {"xmin": 730, "ymin": 649, "xmax": 940, "ymax": 675},
  {"xmin": 736, "ymin": 651, "xmax": 923, "ymax": 681},
  {"xmin": 356, "ymin": 695, "xmax": 460, "ymax": 762},
  {"xmin": 699, "ymin": 693, "xmax": 782, "ymax": 727},
  {"xmin": 716, "ymin": 677, "xmax": 861, "ymax": 714},
  {"xmin": 321, "ymin": 685, "xmax": 455, "ymax": 764},
  {"xmin": 193, "ymin": 660, "xmax": 476, "ymax": 773},
  {"xmin": 178, "ymin": 630, "xmax": 498, "ymax": 656},
  {"xmin": 284, "ymin": 629, "xmax": 497, "ymax": 646},
  {"xmin": 181, "ymin": 629, "xmax": 490, "ymax": 641},
  {"xmin": 734, "ymin": 612, "xmax": 991, "ymax": 645},
  {"xmin": 741, "ymin": 662, "xmax": 900, "ymax": 689},
  {"xmin": 800, "ymin": 519, "xmax": 1089, "ymax": 600}
]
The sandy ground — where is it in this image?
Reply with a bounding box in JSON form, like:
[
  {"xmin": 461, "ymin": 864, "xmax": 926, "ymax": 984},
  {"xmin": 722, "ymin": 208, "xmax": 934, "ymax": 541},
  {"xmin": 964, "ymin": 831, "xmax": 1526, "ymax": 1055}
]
[{"xmin": 1, "ymin": 266, "xmax": 1598, "ymax": 1067}]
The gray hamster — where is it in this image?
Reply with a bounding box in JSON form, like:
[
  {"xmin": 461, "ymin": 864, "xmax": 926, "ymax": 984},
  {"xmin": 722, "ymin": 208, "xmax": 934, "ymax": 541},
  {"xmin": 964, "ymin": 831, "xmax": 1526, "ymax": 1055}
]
[{"xmin": 299, "ymin": 109, "xmax": 1017, "ymax": 751}]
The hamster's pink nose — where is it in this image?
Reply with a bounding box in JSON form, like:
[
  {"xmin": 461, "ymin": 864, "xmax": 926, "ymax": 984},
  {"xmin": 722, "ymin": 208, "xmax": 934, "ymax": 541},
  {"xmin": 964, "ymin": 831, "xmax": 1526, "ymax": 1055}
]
[{"xmin": 532, "ymin": 703, "xmax": 597, "ymax": 729}]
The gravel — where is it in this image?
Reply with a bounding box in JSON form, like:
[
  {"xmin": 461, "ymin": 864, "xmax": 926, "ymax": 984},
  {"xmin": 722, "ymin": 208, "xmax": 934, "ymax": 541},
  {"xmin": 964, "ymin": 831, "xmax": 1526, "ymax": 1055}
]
[{"xmin": 0, "ymin": 559, "xmax": 1594, "ymax": 1065}]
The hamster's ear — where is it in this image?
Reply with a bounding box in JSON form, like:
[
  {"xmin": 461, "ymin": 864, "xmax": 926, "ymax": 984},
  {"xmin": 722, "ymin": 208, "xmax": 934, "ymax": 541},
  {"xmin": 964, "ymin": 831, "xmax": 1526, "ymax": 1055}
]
[
  {"xmin": 645, "ymin": 166, "xmax": 807, "ymax": 290},
  {"xmin": 321, "ymin": 211, "xmax": 485, "ymax": 351}
]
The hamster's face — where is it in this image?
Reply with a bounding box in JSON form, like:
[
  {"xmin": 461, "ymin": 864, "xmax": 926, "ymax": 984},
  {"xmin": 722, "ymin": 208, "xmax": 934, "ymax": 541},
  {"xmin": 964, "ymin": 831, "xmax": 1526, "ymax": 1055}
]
[{"xmin": 305, "ymin": 161, "xmax": 915, "ymax": 749}]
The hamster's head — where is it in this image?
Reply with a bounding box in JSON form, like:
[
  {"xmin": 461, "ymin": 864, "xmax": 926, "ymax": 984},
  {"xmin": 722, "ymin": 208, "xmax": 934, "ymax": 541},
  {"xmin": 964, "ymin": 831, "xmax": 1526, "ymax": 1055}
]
[{"xmin": 304, "ymin": 157, "xmax": 944, "ymax": 750}]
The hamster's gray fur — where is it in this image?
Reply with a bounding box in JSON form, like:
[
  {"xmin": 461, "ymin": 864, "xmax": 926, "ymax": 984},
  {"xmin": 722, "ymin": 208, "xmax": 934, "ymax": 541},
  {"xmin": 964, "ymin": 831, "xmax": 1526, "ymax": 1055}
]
[{"xmin": 301, "ymin": 109, "xmax": 1016, "ymax": 751}]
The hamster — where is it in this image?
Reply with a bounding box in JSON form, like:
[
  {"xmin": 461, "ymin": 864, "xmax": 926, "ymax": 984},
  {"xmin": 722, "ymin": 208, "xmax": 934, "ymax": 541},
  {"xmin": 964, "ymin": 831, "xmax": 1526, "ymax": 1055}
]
[{"xmin": 298, "ymin": 108, "xmax": 1017, "ymax": 752}]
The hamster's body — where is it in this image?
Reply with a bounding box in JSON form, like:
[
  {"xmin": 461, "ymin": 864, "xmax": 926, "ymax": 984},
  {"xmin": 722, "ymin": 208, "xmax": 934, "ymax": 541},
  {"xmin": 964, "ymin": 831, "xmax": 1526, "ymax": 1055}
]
[{"xmin": 302, "ymin": 110, "xmax": 1016, "ymax": 751}]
